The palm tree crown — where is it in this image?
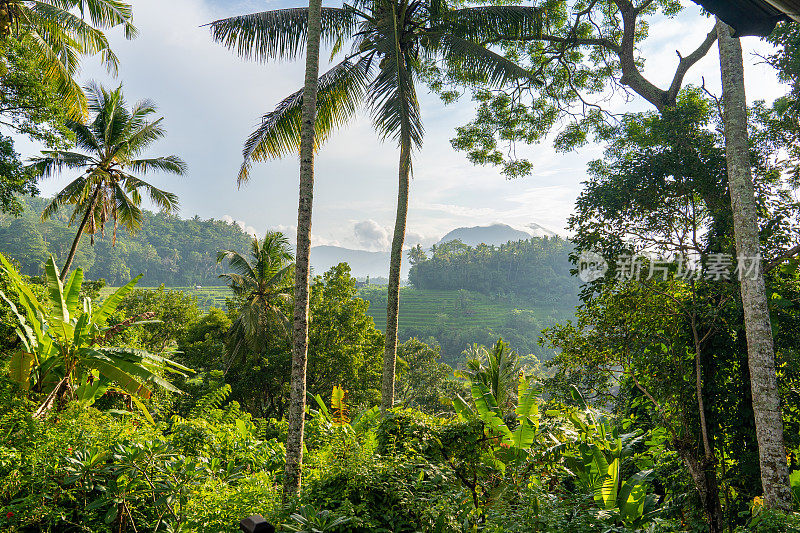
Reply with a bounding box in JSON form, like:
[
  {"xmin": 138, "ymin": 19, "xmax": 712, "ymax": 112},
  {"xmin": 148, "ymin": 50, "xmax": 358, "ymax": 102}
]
[
  {"xmin": 210, "ymin": 0, "xmax": 538, "ymax": 409},
  {"xmin": 459, "ymin": 338, "xmax": 521, "ymax": 412},
  {"xmin": 217, "ymin": 231, "xmax": 295, "ymax": 367},
  {"xmin": 31, "ymin": 83, "xmax": 186, "ymax": 279},
  {"xmin": 0, "ymin": 0, "xmax": 138, "ymax": 118},
  {"xmin": 209, "ymin": 0, "xmax": 539, "ymax": 181}
]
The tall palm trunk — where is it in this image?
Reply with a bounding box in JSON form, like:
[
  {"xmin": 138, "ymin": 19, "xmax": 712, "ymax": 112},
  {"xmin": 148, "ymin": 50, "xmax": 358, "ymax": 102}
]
[
  {"xmin": 382, "ymin": 127, "xmax": 412, "ymax": 411},
  {"xmin": 716, "ymin": 19, "xmax": 791, "ymax": 508},
  {"xmin": 60, "ymin": 187, "xmax": 100, "ymax": 282},
  {"xmin": 283, "ymin": 0, "xmax": 323, "ymax": 499}
]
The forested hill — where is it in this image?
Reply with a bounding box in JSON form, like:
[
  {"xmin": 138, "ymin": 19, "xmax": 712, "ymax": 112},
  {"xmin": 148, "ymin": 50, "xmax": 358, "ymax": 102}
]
[
  {"xmin": 0, "ymin": 197, "xmax": 254, "ymax": 286},
  {"xmin": 408, "ymin": 237, "xmax": 580, "ymax": 304}
]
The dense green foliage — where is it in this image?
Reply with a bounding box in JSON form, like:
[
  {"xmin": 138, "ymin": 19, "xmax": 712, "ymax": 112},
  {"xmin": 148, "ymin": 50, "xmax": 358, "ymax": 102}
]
[
  {"xmin": 0, "ymin": 197, "xmax": 254, "ymax": 285},
  {"xmin": 543, "ymin": 90, "xmax": 800, "ymax": 530},
  {"xmin": 0, "ymin": 135, "xmax": 36, "ymax": 216},
  {"xmin": 0, "ymin": 0, "xmax": 136, "ymax": 119},
  {"xmin": 408, "ymin": 237, "xmax": 579, "ymax": 304},
  {"xmin": 0, "ymin": 254, "xmax": 190, "ymax": 414},
  {"xmin": 4, "ymin": 1, "xmax": 800, "ymax": 531},
  {"xmin": 0, "ymin": 36, "xmax": 76, "ymax": 216}
]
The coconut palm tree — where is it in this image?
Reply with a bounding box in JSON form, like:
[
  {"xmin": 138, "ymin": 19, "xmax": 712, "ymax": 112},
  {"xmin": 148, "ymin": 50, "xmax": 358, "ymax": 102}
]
[
  {"xmin": 285, "ymin": 0, "xmax": 324, "ymax": 498},
  {"xmin": 209, "ymin": 0, "xmax": 538, "ymax": 410},
  {"xmin": 459, "ymin": 338, "xmax": 520, "ymax": 413},
  {"xmin": 0, "ymin": 0, "xmax": 138, "ymax": 118},
  {"xmin": 217, "ymin": 231, "xmax": 295, "ymax": 371},
  {"xmin": 30, "ymin": 83, "xmax": 186, "ymax": 282}
]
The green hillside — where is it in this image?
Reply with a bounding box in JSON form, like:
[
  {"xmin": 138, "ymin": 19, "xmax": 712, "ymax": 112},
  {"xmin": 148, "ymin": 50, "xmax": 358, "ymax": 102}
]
[
  {"xmin": 101, "ymin": 283, "xmax": 572, "ymax": 365},
  {"xmin": 357, "ymin": 286, "xmax": 573, "ymax": 365}
]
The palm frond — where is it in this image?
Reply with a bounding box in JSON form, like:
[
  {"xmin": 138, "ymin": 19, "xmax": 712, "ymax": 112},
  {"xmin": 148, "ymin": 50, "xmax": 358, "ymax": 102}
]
[
  {"xmin": 117, "ymin": 119, "xmax": 167, "ymax": 159},
  {"xmin": 238, "ymin": 56, "xmax": 372, "ymax": 183},
  {"xmin": 208, "ymin": 7, "xmax": 357, "ymax": 63},
  {"xmin": 25, "ymin": 32, "xmax": 87, "ymax": 118},
  {"xmin": 217, "ymin": 249, "xmax": 258, "ymax": 282},
  {"xmin": 128, "ymin": 156, "xmax": 188, "ymax": 176},
  {"xmin": 439, "ymin": 6, "xmax": 542, "ymax": 42},
  {"xmin": 40, "ymin": 175, "xmax": 89, "ymax": 220},
  {"xmin": 28, "ymin": 1, "xmax": 122, "ymax": 75},
  {"xmin": 428, "ymin": 32, "xmax": 534, "ymax": 87},
  {"xmin": 261, "ymin": 230, "xmax": 295, "ymax": 262},
  {"xmin": 111, "ymin": 181, "xmax": 143, "ymax": 233},
  {"xmin": 72, "ymin": 0, "xmax": 139, "ymax": 38},
  {"xmin": 69, "ymin": 121, "xmax": 103, "ymax": 153},
  {"xmin": 369, "ymin": 51, "xmax": 423, "ymax": 147},
  {"xmin": 365, "ymin": 0, "xmax": 424, "ymax": 148},
  {"xmin": 121, "ymin": 174, "xmax": 180, "ymax": 213},
  {"xmin": 28, "ymin": 151, "xmax": 95, "ymax": 179}
]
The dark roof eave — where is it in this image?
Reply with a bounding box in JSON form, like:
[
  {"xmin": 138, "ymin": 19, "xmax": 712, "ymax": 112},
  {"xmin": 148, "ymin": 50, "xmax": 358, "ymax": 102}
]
[{"xmin": 691, "ymin": 0, "xmax": 792, "ymax": 37}]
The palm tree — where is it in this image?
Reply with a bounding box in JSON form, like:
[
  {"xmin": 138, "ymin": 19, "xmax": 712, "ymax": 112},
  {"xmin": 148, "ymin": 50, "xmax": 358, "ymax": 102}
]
[
  {"xmin": 0, "ymin": 0, "xmax": 138, "ymax": 118},
  {"xmin": 30, "ymin": 83, "xmax": 186, "ymax": 282},
  {"xmin": 217, "ymin": 231, "xmax": 295, "ymax": 371},
  {"xmin": 286, "ymin": 0, "xmax": 324, "ymax": 498},
  {"xmin": 209, "ymin": 0, "xmax": 538, "ymax": 411},
  {"xmin": 459, "ymin": 338, "xmax": 520, "ymax": 413},
  {"xmin": 716, "ymin": 19, "xmax": 792, "ymax": 509}
]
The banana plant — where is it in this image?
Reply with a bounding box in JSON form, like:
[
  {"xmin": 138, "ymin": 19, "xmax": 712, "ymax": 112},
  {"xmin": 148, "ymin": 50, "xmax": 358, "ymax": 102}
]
[
  {"xmin": 0, "ymin": 253, "xmax": 190, "ymax": 416},
  {"xmin": 554, "ymin": 386, "xmax": 662, "ymax": 527},
  {"xmin": 455, "ymin": 374, "xmax": 541, "ymax": 473}
]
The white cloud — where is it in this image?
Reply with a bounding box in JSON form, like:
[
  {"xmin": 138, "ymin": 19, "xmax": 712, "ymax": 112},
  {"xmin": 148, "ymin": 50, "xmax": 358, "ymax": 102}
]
[
  {"xmin": 221, "ymin": 214, "xmax": 258, "ymax": 237},
  {"xmin": 353, "ymin": 219, "xmax": 391, "ymax": 251}
]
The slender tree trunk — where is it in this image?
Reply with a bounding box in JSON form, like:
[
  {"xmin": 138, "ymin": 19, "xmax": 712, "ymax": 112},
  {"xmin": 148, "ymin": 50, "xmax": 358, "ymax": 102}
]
[
  {"xmin": 716, "ymin": 19, "xmax": 791, "ymax": 508},
  {"xmin": 681, "ymin": 450, "xmax": 725, "ymax": 533},
  {"xmin": 283, "ymin": 0, "xmax": 323, "ymax": 499},
  {"xmin": 690, "ymin": 316, "xmax": 725, "ymax": 532},
  {"xmin": 382, "ymin": 129, "xmax": 412, "ymax": 411},
  {"xmin": 60, "ymin": 188, "xmax": 100, "ymax": 282}
]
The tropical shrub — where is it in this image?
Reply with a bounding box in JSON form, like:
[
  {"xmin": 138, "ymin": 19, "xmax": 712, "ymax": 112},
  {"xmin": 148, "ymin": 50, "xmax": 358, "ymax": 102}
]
[{"xmin": 0, "ymin": 253, "xmax": 190, "ymax": 417}]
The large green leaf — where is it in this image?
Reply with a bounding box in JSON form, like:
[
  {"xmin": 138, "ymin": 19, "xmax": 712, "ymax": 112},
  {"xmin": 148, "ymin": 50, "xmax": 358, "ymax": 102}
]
[
  {"xmin": 84, "ymin": 356, "xmax": 152, "ymax": 399},
  {"xmin": 1, "ymin": 291, "xmax": 35, "ymax": 351},
  {"xmin": 45, "ymin": 256, "xmax": 69, "ymax": 323},
  {"xmin": 452, "ymin": 393, "xmax": 474, "ymax": 418},
  {"xmin": 83, "ymin": 348, "xmax": 184, "ymax": 395},
  {"xmin": 95, "ymin": 274, "xmax": 142, "ymax": 323},
  {"xmin": 103, "ymin": 346, "xmax": 192, "ymax": 374},
  {"xmin": 0, "ymin": 254, "xmax": 47, "ymax": 340},
  {"xmin": 597, "ymin": 457, "xmax": 620, "ymax": 510},
  {"xmin": 471, "ymin": 381, "xmax": 512, "ymax": 442},
  {"xmin": 618, "ymin": 469, "xmax": 656, "ymax": 523},
  {"xmin": 63, "ymin": 268, "xmax": 85, "ymax": 317},
  {"xmin": 9, "ymin": 352, "xmax": 36, "ymax": 391}
]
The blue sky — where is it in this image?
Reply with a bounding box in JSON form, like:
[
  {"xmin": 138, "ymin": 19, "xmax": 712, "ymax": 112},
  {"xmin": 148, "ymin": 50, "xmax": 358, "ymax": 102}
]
[{"xmin": 15, "ymin": 0, "xmax": 789, "ymax": 251}]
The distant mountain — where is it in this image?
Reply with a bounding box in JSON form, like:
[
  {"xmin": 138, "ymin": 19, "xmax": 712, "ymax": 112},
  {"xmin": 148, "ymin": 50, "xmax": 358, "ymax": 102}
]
[
  {"xmin": 313, "ymin": 224, "xmax": 561, "ymax": 281},
  {"xmin": 527, "ymin": 222, "xmax": 558, "ymax": 238},
  {"xmin": 311, "ymin": 246, "xmax": 409, "ymax": 280},
  {"xmin": 438, "ymin": 223, "xmax": 557, "ymax": 247}
]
